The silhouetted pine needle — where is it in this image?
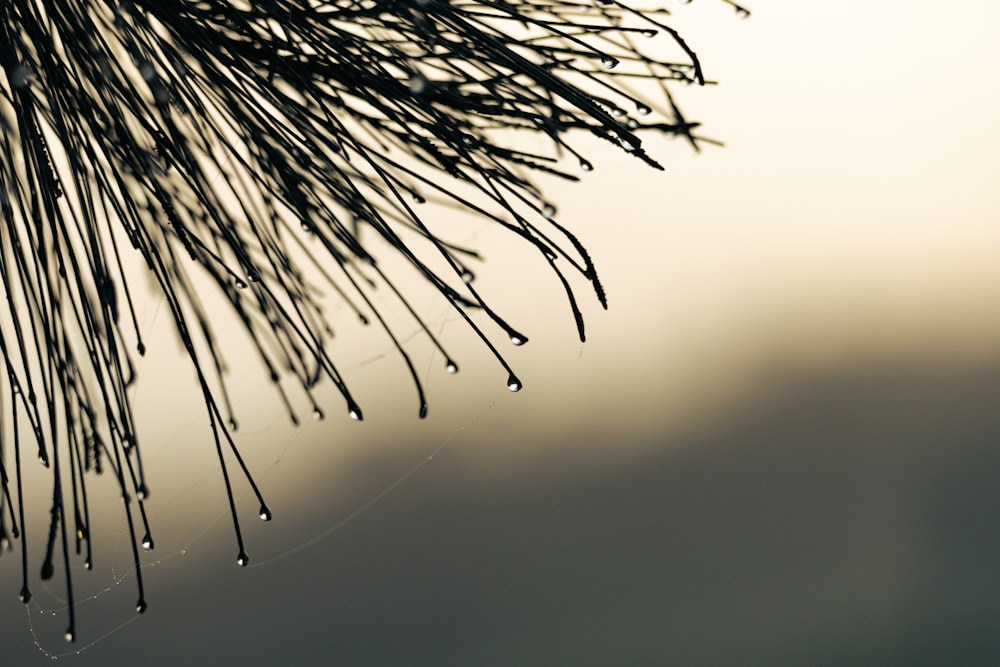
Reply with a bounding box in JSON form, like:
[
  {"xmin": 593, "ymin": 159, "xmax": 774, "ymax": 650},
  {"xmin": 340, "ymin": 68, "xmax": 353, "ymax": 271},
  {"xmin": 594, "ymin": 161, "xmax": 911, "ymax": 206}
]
[{"xmin": 0, "ymin": 0, "xmax": 747, "ymax": 640}]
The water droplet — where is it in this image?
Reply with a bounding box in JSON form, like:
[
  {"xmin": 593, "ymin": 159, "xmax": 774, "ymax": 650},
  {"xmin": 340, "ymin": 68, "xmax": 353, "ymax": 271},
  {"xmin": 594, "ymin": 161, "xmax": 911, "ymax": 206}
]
[
  {"xmin": 507, "ymin": 375, "xmax": 522, "ymax": 392},
  {"xmin": 228, "ymin": 417, "xmax": 239, "ymax": 432},
  {"xmin": 237, "ymin": 552, "xmax": 249, "ymax": 567},
  {"xmin": 137, "ymin": 483, "xmax": 149, "ymax": 500},
  {"xmin": 636, "ymin": 103, "xmax": 651, "ymax": 116},
  {"xmin": 619, "ymin": 137, "xmax": 636, "ymax": 152},
  {"xmin": 247, "ymin": 270, "xmax": 260, "ymax": 283},
  {"xmin": 460, "ymin": 269, "xmax": 475, "ymax": 283},
  {"xmin": 510, "ymin": 333, "xmax": 528, "ymax": 346},
  {"xmin": 349, "ymin": 405, "xmax": 363, "ymax": 421},
  {"xmin": 639, "ymin": 28, "xmax": 657, "ymax": 38},
  {"xmin": 542, "ymin": 203, "xmax": 556, "ymax": 219},
  {"xmin": 312, "ymin": 407, "xmax": 325, "ymax": 421},
  {"xmin": 419, "ymin": 403, "xmax": 428, "ymax": 419},
  {"xmin": 19, "ymin": 587, "xmax": 31, "ymax": 603},
  {"xmin": 301, "ymin": 222, "xmax": 311, "ymax": 232},
  {"xmin": 627, "ymin": 118, "xmax": 639, "ymax": 129},
  {"xmin": 611, "ymin": 107, "xmax": 625, "ymax": 118},
  {"xmin": 445, "ymin": 360, "xmax": 459, "ymax": 374},
  {"xmin": 408, "ymin": 73, "xmax": 427, "ymax": 94},
  {"xmin": 65, "ymin": 630, "xmax": 75, "ymax": 643},
  {"xmin": 412, "ymin": 193, "xmax": 426, "ymax": 204},
  {"xmin": 141, "ymin": 534, "xmax": 154, "ymax": 550},
  {"xmin": 138, "ymin": 61, "xmax": 156, "ymax": 81},
  {"xmin": 84, "ymin": 559, "xmax": 92, "ymax": 570},
  {"xmin": 234, "ymin": 279, "xmax": 248, "ymax": 289},
  {"xmin": 259, "ymin": 505, "xmax": 272, "ymax": 521},
  {"xmin": 579, "ymin": 159, "xmax": 593, "ymax": 172},
  {"xmin": 180, "ymin": 549, "xmax": 188, "ymax": 556},
  {"xmin": 11, "ymin": 65, "xmax": 31, "ymax": 88},
  {"xmin": 735, "ymin": 6, "xmax": 750, "ymax": 19},
  {"xmin": 136, "ymin": 599, "xmax": 147, "ymax": 614},
  {"xmin": 600, "ymin": 55, "xmax": 618, "ymax": 70}
]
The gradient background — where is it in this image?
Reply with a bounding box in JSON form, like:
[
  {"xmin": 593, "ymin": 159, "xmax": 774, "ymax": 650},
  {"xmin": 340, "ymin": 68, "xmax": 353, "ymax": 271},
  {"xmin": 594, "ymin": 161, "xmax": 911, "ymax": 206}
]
[{"xmin": 4, "ymin": 1, "xmax": 1000, "ymax": 664}]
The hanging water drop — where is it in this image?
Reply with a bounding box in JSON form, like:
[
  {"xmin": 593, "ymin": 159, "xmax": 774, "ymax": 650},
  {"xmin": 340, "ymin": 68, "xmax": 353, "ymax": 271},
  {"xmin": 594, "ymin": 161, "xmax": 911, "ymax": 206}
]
[
  {"xmin": 735, "ymin": 6, "xmax": 750, "ymax": 19},
  {"xmin": 19, "ymin": 587, "xmax": 31, "ymax": 604},
  {"xmin": 507, "ymin": 375, "xmax": 523, "ymax": 392},
  {"xmin": 445, "ymin": 360, "xmax": 459, "ymax": 374},
  {"xmin": 408, "ymin": 73, "xmax": 428, "ymax": 94},
  {"xmin": 228, "ymin": 417, "xmax": 239, "ymax": 432},
  {"xmin": 542, "ymin": 203, "xmax": 556, "ymax": 219},
  {"xmin": 141, "ymin": 533, "xmax": 154, "ymax": 550},
  {"xmin": 237, "ymin": 552, "xmax": 249, "ymax": 567},
  {"xmin": 138, "ymin": 61, "xmax": 156, "ymax": 81},
  {"xmin": 137, "ymin": 483, "xmax": 149, "ymax": 500},
  {"xmin": 639, "ymin": 28, "xmax": 657, "ymax": 38},
  {"xmin": 349, "ymin": 406, "xmax": 363, "ymax": 421},
  {"xmin": 259, "ymin": 505, "xmax": 272, "ymax": 521},
  {"xmin": 11, "ymin": 65, "xmax": 31, "ymax": 88},
  {"xmin": 460, "ymin": 269, "xmax": 475, "ymax": 283},
  {"xmin": 136, "ymin": 599, "xmax": 148, "ymax": 614},
  {"xmin": 579, "ymin": 158, "xmax": 593, "ymax": 172},
  {"xmin": 312, "ymin": 407, "xmax": 325, "ymax": 421},
  {"xmin": 234, "ymin": 278, "xmax": 248, "ymax": 289},
  {"xmin": 636, "ymin": 103, "xmax": 651, "ymax": 116},
  {"xmin": 600, "ymin": 55, "xmax": 618, "ymax": 70},
  {"xmin": 510, "ymin": 333, "xmax": 528, "ymax": 346},
  {"xmin": 65, "ymin": 630, "xmax": 75, "ymax": 643}
]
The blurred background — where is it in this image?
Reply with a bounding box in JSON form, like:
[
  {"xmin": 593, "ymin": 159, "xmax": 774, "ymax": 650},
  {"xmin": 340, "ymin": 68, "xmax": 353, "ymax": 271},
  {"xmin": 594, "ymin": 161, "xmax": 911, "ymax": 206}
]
[{"xmin": 4, "ymin": 0, "xmax": 1000, "ymax": 664}]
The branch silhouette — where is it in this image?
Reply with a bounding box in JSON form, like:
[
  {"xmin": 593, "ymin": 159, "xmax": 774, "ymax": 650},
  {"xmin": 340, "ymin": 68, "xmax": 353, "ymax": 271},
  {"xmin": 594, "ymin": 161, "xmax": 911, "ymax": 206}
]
[{"xmin": 0, "ymin": 0, "xmax": 747, "ymax": 641}]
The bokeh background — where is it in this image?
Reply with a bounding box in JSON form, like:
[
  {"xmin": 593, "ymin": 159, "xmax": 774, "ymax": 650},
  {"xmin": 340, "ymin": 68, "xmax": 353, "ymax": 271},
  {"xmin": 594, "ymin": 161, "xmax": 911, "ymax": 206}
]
[{"xmin": 4, "ymin": 1, "xmax": 1000, "ymax": 664}]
